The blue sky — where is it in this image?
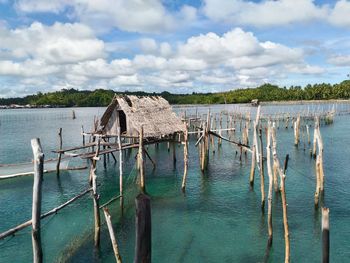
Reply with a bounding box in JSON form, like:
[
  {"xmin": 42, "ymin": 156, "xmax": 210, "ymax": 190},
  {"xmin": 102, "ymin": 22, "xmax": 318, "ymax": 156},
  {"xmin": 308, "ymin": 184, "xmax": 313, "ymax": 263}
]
[{"xmin": 0, "ymin": 0, "xmax": 350, "ymax": 97}]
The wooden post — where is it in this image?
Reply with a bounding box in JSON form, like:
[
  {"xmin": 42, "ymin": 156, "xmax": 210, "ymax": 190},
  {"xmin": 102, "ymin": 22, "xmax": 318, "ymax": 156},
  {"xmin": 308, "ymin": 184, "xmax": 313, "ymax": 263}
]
[
  {"xmin": 139, "ymin": 126, "xmax": 145, "ymax": 192},
  {"xmin": 317, "ymin": 125, "xmax": 325, "ymax": 192},
  {"xmin": 117, "ymin": 129, "xmax": 124, "ymax": 210},
  {"xmin": 134, "ymin": 194, "xmax": 151, "ymax": 263},
  {"xmin": 279, "ymin": 154, "xmax": 290, "ymax": 263},
  {"xmin": 312, "ymin": 117, "xmax": 319, "ymax": 158},
  {"xmin": 322, "ymin": 207, "xmax": 330, "ymax": 263},
  {"xmin": 56, "ymin": 128, "xmax": 62, "ymax": 176},
  {"xmin": 266, "ymin": 122, "xmax": 273, "ymax": 246},
  {"xmin": 306, "ymin": 124, "xmax": 310, "ymax": 145},
  {"xmin": 250, "ymin": 106, "xmax": 261, "ymax": 186},
  {"xmin": 91, "ymin": 139, "xmax": 101, "ymax": 247},
  {"xmin": 81, "ymin": 125, "xmax": 85, "ymax": 146},
  {"xmin": 103, "ymin": 208, "xmax": 122, "ymax": 263},
  {"xmin": 294, "ymin": 115, "xmax": 300, "ymax": 146},
  {"xmin": 271, "ymin": 123, "xmax": 279, "ymax": 192},
  {"xmin": 259, "ymin": 127, "xmax": 265, "ymax": 210},
  {"xmin": 181, "ymin": 125, "xmax": 189, "ymax": 192},
  {"xmin": 218, "ymin": 113, "xmax": 222, "ymax": 147},
  {"xmin": 31, "ymin": 138, "xmax": 44, "ymax": 263},
  {"xmin": 172, "ymin": 134, "xmax": 177, "ymax": 166}
]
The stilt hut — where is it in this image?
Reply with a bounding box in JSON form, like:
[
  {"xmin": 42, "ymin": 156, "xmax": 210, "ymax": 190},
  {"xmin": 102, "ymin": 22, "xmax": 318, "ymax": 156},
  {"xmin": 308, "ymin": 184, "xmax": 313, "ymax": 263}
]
[{"xmin": 98, "ymin": 95, "xmax": 186, "ymax": 139}]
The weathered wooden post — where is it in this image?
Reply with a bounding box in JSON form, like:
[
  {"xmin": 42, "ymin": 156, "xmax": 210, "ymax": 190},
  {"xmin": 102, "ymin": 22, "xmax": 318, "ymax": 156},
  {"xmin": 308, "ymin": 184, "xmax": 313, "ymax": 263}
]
[
  {"xmin": 103, "ymin": 208, "xmax": 123, "ymax": 263},
  {"xmin": 271, "ymin": 123, "xmax": 279, "ymax": 192},
  {"xmin": 117, "ymin": 129, "xmax": 124, "ymax": 210},
  {"xmin": 322, "ymin": 207, "xmax": 330, "ymax": 263},
  {"xmin": 266, "ymin": 122, "xmax": 273, "ymax": 246},
  {"xmin": 56, "ymin": 128, "xmax": 62, "ymax": 176},
  {"xmin": 249, "ymin": 106, "xmax": 261, "ymax": 186},
  {"xmin": 139, "ymin": 126, "xmax": 145, "ymax": 192},
  {"xmin": 91, "ymin": 139, "xmax": 101, "ymax": 247},
  {"xmin": 259, "ymin": 127, "xmax": 265, "ymax": 210},
  {"xmin": 134, "ymin": 194, "xmax": 151, "ymax": 263},
  {"xmin": 306, "ymin": 124, "xmax": 310, "ymax": 145},
  {"xmin": 279, "ymin": 154, "xmax": 290, "ymax": 263},
  {"xmin": 218, "ymin": 112, "xmax": 222, "ymax": 147},
  {"xmin": 81, "ymin": 125, "xmax": 85, "ymax": 146},
  {"xmin": 181, "ymin": 125, "xmax": 189, "ymax": 192},
  {"xmin": 31, "ymin": 138, "xmax": 44, "ymax": 263},
  {"xmin": 294, "ymin": 115, "xmax": 300, "ymax": 146}
]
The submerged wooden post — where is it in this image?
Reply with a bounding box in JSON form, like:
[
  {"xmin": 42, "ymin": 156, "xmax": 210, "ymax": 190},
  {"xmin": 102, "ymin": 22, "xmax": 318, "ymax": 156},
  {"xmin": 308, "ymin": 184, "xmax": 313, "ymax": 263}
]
[
  {"xmin": 56, "ymin": 128, "xmax": 62, "ymax": 176},
  {"xmin": 322, "ymin": 207, "xmax": 330, "ymax": 263},
  {"xmin": 103, "ymin": 208, "xmax": 122, "ymax": 263},
  {"xmin": 279, "ymin": 154, "xmax": 290, "ymax": 263},
  {"xmin": 134, "ymin": 193, "xmax": 151, "ymax": 263},
  {"xmin": 294, "ymin": 115, "xmax": 300, "ymax": 146},
  {"xmin": 266, "ymin": 122, "xmax": 273, "ymax": 246},
  {"xmin": 117, "ymin": 129, "xmax": 124, "ymax": 210},
  {"xmin": 81, "ymin": 125, "xmax": 85, "ymax": 146},
  {"xmin": 250, "ymin": 106, "xmax": 261, "ymax": 186},
  {"xmin": 181, "ymin": 125, "xmax": 189, "ymax": 192},
  {"xmin": 91, "ymin": 139, "xmax": 101, "ymax": 247},
  {"xmin": 271, "ymin": 123, "xmax": 279, "ymax": 192},
  {"xmin": 31, "ymin": 138, "xmax": 44, "ymax": 263},
  {"xmin": 139, "ymin": 126, "xmax": 145, "ymax": 192},
  {"xmin": 259, "ymin": 128, "xmax": 265, "ymax": 210}
]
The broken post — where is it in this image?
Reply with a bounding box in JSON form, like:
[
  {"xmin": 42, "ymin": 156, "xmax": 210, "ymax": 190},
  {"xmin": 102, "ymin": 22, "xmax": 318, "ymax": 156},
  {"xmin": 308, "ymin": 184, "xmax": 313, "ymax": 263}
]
[
  {"xmin": 31, "ymin": 138, "xmax": 44, "ymax": 263},
  {"xmin": 56, "ymin": 128, "xmax": 62, "ymax": 176},
  {"xmin": 322, "ymin": 207, "xmax": 330, "ymax": 263},
  {"xmin": 134, "ymin": 193, "xmax": 151, "ymax": 263}
]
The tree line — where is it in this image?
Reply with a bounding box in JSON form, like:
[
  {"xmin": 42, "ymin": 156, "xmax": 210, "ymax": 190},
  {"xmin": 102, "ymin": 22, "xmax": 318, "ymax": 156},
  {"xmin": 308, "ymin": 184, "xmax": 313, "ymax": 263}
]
[{"xmin": 1, "ymin": 80, "xmax": 350, "ymax": 107}]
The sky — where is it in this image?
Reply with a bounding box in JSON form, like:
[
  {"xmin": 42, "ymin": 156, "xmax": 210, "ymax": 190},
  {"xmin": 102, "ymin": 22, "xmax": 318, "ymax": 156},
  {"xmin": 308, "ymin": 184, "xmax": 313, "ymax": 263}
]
[{"xmin": 0, "ymin": 0, "xmax": 350, "ymax": 97}]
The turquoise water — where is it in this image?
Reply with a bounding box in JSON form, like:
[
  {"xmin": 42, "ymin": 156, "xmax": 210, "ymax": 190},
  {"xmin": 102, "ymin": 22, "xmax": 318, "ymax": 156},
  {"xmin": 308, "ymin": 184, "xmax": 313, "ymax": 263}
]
[{"xmin": 0, "ymin": 104, "xmax": 350, "ymax": 262}]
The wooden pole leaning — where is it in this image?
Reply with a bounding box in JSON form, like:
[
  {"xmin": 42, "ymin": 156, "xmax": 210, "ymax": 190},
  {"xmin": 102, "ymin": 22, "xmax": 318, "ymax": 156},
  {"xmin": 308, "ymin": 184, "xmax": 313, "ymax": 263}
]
[
  {"xmin": 103, "ymin": 208, "xmax": 123, "ymax": 263},
  {"xmin": 117, "ymin": 128, "xmax": 124, "ymax": 211},
  {"xmin": 31, "ymin": 138, "xmax": 44, "ymax": 263}
]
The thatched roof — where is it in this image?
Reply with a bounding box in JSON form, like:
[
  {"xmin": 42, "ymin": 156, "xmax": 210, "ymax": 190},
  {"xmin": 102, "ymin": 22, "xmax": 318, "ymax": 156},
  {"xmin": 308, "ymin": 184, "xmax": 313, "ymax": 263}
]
[{"xmin": 100, "ymin": 95, "xmax": 185, "ymax": 138}]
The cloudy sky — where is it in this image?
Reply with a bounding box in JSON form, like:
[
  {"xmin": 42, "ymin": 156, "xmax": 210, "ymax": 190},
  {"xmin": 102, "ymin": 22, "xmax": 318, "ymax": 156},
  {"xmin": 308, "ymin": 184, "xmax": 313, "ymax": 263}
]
[{"xmin": 0, "ymin": 0, "xmax": 350, "ymax": 97}]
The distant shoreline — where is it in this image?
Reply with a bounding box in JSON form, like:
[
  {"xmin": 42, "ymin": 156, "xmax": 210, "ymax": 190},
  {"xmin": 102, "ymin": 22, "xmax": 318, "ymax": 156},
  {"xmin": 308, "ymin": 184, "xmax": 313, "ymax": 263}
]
[{"xmin": 1, "ymin": 99, "xmax": 350, "ymax": 110}]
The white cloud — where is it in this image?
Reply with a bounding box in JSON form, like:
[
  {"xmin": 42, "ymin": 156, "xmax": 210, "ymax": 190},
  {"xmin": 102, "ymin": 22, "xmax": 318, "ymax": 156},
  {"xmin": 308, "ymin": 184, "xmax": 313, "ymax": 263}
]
[
  {"xmin": 328, "ymin": 0, "xmax": 350, "ymax": 27},
  {"xmin": 327, "ymin": 54, "xmax": 350, "ymax": 66},
  {"xmin": 139, "ymin": 38, "xmax": 158, "ymax": 53},
  {"xmin": 0, "ymin": 22, "xmax": 105, "ymax": 64},
  {"xmin": 15, "ymin": 0, "xmax": 197, "ymax": 34},
  {"xmin": 203, "ymin": 0, "xmax": 328, "ymax": 27}
]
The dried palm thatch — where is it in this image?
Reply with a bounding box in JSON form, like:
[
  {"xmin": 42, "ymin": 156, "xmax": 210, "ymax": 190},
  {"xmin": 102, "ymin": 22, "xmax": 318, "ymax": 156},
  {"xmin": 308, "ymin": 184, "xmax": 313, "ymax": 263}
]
[{"xmin": 99, "ymin": 95, "xmax": 185, "ymax": 138}]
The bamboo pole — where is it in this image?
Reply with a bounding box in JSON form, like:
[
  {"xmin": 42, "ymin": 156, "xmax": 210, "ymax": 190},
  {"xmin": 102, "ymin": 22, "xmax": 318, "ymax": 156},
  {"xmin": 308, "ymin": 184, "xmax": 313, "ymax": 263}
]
[
  {"xmin": 56, "ymin": 128, "xmax": 62, "ymax": 176},
  {"xmin": 322, "ymin": 207, "xmax": 330, "ymax": 263},
  {"xmin": 31, "ymin": 138, "xmax": 44, "ymax": 263},
  {"xmin": 117, "ymin": 129, "xmax": 124, "ymax": 210},
  {"xmin": 181, "ymin": 125, "xmax": 189, "ymax": 192},
  {"xmin": 134, "ymin": 193, "xmax": 151, "ymax": 263},
  {"xmin": 266, "ymin": 122, "xmax": 273, "ymax": 246},
  {"xmin": 103, "ymin": 208, "xmax": 123, "ymax": 263},
  {"xmin": 139, "ymin": 126, "xmax": 145, "ymax": 192}
]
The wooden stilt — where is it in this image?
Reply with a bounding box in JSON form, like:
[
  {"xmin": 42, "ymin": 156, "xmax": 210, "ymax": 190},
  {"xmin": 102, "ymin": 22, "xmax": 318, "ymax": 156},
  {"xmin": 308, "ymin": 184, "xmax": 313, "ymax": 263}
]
[
  {"xmin": 279, "ymin": 154, "xmax": 290, "ymax": 263},
  {"xmin": 172, "ymin": 134, "xmax": 177, "ymax": 166},
  {"xmin": 271, "ymin": 123, "xmax": 279, "ymax": 192},
  {"xmin": 134, "ymin": 193, "xmax": 151, "ymax": 263},
  {"xmin": 250, "ymin": 106, "xmax": 261, "ymax": 186},
  {"xmin": 181, "ymin": 125, "xmax": 189, "ymax": 192},
  {"xmin": 81, "ymin": 125, "xmax": 85, "ymax": 146},
  {"xmin": 138, "ymin": 126, "xmax": 145, "ymax": 192},
  {"xmin": 31, "ymin": 138, "xmax": 44, "ymax": 263},
  {"xmin": 56, "ymin": 128, "xmax": 62, "ymax": 177},
  {"xmin": 117, "ymin": 129, "xmax": 124, "ymax": 211},
  {"xmin": 294, "ymin": 115, "xmax": 300, "ymax": 146},
  {"xmin": 91, "ymin": 139, "xmax": 101, "ymax": 247},
  {"xmin": 306, "ymin": 124, "xmax": 310, "ymax": 145},
  {"xmin": 322, "ymin": 207, "xmax": 330, "ymax": 263},
  {"xmin": 266, "ymin": 122, "xmax": 273, "ymax": 246},
  {"xmin": 259, "ymin": 128, "xmax": 265, "ymax": 210},
  {"xmin": 103, "ymin": 208, "xmax": 123, "ymax": 263}
]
